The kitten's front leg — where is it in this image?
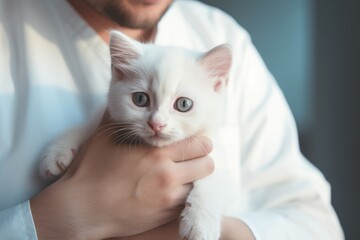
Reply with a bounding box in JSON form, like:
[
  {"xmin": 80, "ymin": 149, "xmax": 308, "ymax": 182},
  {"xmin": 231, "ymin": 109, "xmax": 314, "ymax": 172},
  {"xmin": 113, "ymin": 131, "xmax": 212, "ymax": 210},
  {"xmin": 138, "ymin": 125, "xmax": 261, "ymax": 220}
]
[
  {"xmin": 40, "ymin": 107, "xmax": 106, "ymax": 179},
  {"xmin": 179, "ymin": 172, "xmax": 224, "ymax": 240},
  {"xmin": 39, "ymin": 126, "xmax": 87, "ymax": 178}
]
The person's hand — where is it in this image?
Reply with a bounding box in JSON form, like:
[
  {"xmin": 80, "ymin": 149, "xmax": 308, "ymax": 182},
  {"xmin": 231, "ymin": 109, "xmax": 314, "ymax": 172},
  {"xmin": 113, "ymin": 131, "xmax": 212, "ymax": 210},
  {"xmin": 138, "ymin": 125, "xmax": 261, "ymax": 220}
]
[{"xmin": 30, "ymin": 111, "xmax": 214, "ymax": 240}]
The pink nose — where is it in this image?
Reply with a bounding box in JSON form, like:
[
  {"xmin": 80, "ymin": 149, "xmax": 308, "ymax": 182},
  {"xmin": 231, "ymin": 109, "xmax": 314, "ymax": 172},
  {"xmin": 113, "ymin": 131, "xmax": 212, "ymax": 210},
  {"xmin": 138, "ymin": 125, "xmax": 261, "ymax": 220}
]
[{"xmin": 148, "ymin": 121, "xmax": 167, "ymax": 132}]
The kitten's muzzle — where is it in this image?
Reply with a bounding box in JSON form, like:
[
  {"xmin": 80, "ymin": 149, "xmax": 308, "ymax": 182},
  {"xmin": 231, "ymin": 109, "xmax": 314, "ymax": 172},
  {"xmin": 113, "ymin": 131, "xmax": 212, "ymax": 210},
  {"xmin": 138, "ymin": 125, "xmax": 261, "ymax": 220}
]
[{"xmin": 148, "ymin": 121, "xmax": 167, "ymax": 133}]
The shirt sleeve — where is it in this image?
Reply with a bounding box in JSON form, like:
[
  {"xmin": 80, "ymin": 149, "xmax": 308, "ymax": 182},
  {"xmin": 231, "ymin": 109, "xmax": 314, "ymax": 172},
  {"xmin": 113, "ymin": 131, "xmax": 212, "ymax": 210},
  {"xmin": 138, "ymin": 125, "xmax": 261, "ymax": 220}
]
[
  {"xmin": 228, "ymin": 22, "xmax": 345, "ymax": 239},
  {"xmin": 0, "ymin": 201, "xmax": 37, "ymax": 239}
]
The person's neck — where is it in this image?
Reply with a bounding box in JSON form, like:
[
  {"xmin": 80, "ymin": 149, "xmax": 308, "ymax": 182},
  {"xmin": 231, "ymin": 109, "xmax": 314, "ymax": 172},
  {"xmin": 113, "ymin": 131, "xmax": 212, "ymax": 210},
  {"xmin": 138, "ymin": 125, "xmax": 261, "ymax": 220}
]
[{"xmin": 67, "ymin": 0, "xmax": 156, "ymax": 44}]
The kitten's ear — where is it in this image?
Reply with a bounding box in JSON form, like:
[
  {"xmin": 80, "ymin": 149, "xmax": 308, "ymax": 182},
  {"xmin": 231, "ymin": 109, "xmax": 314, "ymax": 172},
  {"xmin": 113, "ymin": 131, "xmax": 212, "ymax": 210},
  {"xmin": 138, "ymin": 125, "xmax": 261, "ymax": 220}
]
[
  {"xmin": 198, "ymin": 44, "xmax": 232, "ymax": 92},
  {"xmin": 110, "ymin": 30, "xmax": 141, "ymax": 79}
]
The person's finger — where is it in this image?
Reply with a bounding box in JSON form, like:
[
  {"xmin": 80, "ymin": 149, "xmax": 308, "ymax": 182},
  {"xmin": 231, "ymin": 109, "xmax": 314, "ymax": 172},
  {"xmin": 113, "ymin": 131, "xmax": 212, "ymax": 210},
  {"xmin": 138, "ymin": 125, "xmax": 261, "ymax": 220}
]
[
  {"xmin": 176, "ymin": 156, "xmax": 215, "ymax": 184},
  {"xmin": 162, "ymin": 136, "xmax": 213, "ymax": 163}
]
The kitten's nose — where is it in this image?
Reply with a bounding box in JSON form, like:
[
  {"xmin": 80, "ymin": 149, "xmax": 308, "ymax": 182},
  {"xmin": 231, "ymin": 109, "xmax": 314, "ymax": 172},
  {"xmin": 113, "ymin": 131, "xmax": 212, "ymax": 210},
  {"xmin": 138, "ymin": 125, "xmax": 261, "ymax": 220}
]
[{"xmin": 148, "ymin": 121, "xmax": 167, "ymax": 133}]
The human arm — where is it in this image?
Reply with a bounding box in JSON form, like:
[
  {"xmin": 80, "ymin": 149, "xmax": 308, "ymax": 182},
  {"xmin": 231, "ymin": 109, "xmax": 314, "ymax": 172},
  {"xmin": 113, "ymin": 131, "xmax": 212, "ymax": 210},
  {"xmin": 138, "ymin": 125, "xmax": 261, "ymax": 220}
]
[
  {"xmin": 0, "ymin": 201, "xmax": 37, "ymax": 240},
  {"xmin": 223, "ymin": 26, "xmax": 344, "ymax": 239}
]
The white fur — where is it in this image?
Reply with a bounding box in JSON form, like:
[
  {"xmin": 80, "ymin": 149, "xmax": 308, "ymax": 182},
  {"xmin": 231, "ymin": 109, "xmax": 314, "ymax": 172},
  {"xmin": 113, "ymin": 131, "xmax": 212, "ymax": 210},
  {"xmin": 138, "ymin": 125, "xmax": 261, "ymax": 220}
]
[
  {"xmin": 40, "ymin": 30, "xmax": 232, "ymax": 240},
  {"xmin": 40, "ymin": 126, "xmax": 85, "ymax": 178}
]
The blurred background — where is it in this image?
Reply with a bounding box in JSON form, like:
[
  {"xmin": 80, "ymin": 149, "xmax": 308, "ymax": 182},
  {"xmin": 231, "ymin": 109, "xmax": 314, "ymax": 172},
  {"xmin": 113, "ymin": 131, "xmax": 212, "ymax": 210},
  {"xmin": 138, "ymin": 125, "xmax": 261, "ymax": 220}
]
[{"xmin": 200, "ymin": 0, "xmax": 360, "ymax": 239}]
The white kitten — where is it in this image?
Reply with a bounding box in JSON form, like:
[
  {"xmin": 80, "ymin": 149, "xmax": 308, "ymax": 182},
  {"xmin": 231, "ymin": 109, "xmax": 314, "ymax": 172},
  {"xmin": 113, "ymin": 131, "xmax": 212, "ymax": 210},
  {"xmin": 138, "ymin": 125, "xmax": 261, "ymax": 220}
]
[{"xmin": 40, "ymin": 31, "xmax": 232, "ymax": 240}]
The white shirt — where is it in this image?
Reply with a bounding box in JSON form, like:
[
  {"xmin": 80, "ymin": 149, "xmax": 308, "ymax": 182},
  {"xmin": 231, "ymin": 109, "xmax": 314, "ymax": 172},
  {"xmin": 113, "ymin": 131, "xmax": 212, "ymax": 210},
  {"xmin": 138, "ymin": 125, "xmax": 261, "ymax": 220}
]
[{"xmin": 0, "ymin": 0, "xmax": 344, "ymax": 239}]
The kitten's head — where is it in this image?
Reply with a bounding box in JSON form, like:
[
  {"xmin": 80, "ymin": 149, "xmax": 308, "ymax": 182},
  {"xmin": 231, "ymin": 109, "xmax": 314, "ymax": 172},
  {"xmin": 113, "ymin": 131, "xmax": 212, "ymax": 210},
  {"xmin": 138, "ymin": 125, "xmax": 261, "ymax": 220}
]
[{"xmin": 108, "ymin": 31, "xmax": 232, "ymax": 146}]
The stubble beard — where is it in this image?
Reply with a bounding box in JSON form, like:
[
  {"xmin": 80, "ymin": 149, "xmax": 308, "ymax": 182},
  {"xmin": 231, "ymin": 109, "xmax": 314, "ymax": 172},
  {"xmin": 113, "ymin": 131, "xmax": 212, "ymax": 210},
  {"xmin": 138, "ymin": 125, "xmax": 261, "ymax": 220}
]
[{"xmin": 85, "ymin": 0, "xmax": 172, "ymax": 30}]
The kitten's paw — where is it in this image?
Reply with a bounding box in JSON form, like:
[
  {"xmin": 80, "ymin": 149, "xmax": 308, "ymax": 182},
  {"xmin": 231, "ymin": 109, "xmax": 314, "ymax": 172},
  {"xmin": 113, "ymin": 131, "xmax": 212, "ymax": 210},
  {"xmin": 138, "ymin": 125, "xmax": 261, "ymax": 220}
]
[
  {"xmin": 40, "ymin": 144, "xmax": 78, "ymax": 179},
  {"xmin": 179, "ymin": 203, "xmax": 221, "ymax": 240}
]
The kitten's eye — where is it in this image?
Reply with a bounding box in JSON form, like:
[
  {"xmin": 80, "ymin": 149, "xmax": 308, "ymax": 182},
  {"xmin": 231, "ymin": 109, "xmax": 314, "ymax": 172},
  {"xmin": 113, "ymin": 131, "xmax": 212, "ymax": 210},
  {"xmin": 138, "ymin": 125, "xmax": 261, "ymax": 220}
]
[
  {"xmin": 133, "ymin": 92, "xmax": 150, "ymax": 107},
  {"xmin": 174, "ymin": 97, "xmax": 193, "ymax": 112}
]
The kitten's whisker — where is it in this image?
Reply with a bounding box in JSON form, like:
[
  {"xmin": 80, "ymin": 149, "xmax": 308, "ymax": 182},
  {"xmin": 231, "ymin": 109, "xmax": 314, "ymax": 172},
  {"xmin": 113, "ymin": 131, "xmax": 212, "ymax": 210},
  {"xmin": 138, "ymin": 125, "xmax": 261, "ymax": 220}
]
[
  {"xmin": 94, "ymin": 128, "xmax": 119, "ymax": 140},
  {"xmin": 96, "ymin": 122, "xmax": 128, "ymax": 133},
  {"xmin": 113, "ymin": 129, "xmax": 140, "ymax": 146},
  {"xmin": 107, "ymin": 128, "xmax": 133, "ymax": 141},
  {"xmin": 112, "ymin": 131, "xmax": 134, "ymax": 144},
  {"xmin": 97, "ymin": 122, "xmax": 123, "ymax": 128},
  {"xmin": 94, "ymin": 124, "xmax": 130, "ymax": 140},
  {"xmin": 129, "ymin": 135, "xmax": 139, "ymax": 152}
]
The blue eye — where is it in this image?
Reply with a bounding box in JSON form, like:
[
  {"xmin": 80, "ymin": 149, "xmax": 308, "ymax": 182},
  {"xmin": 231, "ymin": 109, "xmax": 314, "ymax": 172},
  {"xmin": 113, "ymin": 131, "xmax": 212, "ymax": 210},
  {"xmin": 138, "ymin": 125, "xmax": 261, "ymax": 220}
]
[
  {"xmin": 174, "ymin": 97, "xmax": 193, "ymax": 112},
  {"xmin": 133, "ymin": 92, "xmax": 150, "ymax": 107}
]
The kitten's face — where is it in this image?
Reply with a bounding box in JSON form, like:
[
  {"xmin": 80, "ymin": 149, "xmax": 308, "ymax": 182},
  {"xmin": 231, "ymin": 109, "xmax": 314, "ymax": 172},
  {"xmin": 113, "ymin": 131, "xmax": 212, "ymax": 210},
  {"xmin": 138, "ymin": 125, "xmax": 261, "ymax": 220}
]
[{"xmin": 108, "ymin": 31, "xmax": 232, "ymax": 146}]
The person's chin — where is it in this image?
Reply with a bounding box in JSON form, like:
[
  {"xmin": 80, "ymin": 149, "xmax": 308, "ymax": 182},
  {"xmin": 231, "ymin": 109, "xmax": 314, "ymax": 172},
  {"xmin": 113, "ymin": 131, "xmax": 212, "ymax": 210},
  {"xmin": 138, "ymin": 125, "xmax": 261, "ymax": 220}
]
[{"xmin": 135, "ymin": 0, "xmax": 162, "ymax": 5}]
